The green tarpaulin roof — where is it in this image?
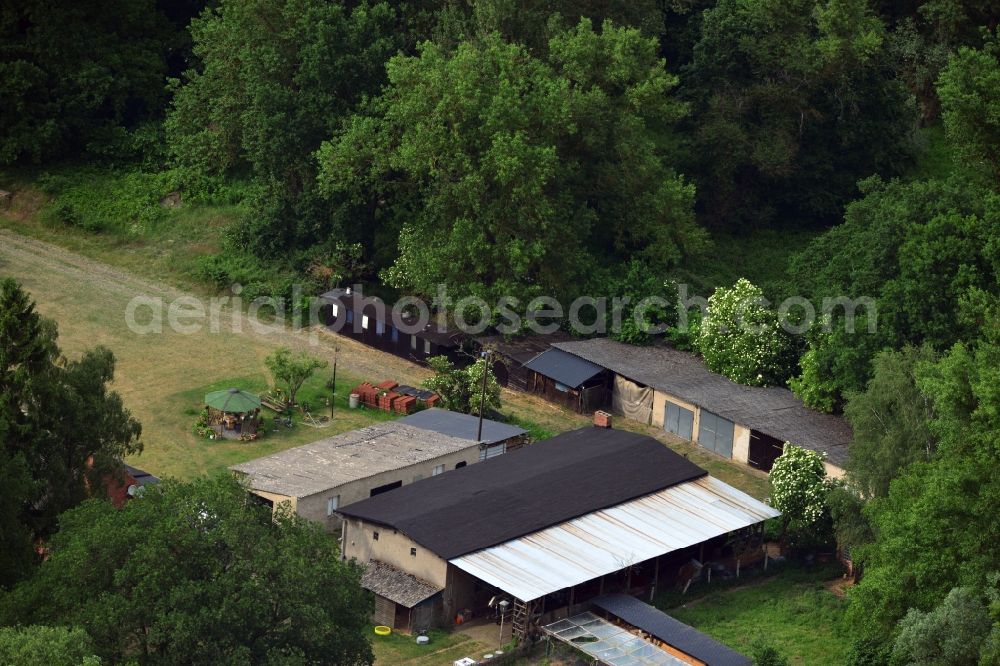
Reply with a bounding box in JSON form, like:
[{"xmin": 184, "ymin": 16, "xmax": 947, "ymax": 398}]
[{"xmin": 205, "ymin": 388, "xmax": 261, "ymax": 413}]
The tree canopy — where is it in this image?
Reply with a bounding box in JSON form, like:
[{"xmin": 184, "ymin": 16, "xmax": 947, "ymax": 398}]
[
  {"xmin": 2, "ymin": 475, "xmax": 373, "ymax": 666},
  {"xmin": 318, "ymin": 18, "xmax": 703, "ymax": 303},
  {"xmin": 0, "ymin": 279, "xmax": 143, "ymax": 587}
]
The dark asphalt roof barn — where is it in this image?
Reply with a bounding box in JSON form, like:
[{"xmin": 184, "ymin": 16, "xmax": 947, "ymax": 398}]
[
  {"xmin": 523, "ymin": 348, "xmax": 605, "ymax": 388},
  {"xmin": 338, "ymin": 427, "xmax": 707, "ymax": 559}
]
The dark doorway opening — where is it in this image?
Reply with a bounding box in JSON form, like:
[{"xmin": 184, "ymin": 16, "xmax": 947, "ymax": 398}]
[{"xmin": 748, "ymin": 430, "xmax": 785, "ymax": 471}]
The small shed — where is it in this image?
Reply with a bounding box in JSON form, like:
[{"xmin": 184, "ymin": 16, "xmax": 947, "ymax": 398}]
[
  {"xmin": 397, "ymin": 407, "xmax": 529, "ymax": 459},
  {"xmin": 319, "ymin": 288, "xmax": 468, "ymax": 366},
  {"xmin": 523, "ymin": 348, "xmax": 609, "ymax": 413},
  {"xmin": 474, "ymin": 331, "xmax": 575, "ymax": 390},
  {"xmin": 363, "ymin": 560, "xmax": 442, "ymax": 634}
]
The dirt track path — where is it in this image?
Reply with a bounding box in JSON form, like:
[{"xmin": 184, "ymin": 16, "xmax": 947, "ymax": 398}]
[{"xmin": 0, "ymin": 229, "xmax": 428, "ymax": 385}]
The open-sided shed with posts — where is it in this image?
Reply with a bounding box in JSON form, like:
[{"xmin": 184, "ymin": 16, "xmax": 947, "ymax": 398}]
[{"xmin": 338, "ymin": 427, "xmax": 778, "ymax": 636}]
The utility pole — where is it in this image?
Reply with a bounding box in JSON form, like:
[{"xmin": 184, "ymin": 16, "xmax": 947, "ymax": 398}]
[
  {"xmin": 476, "ymin": 350, "xmax": 490, "ymax": 442},
  {"xmin": 329, "ymin": 347, "xmax": 338, "ymax": 418}
]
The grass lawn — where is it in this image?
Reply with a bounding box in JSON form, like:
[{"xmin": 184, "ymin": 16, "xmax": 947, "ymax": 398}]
[
  {"xmin": 0, "ymin": 229, "xmax": 403, "ymax": 480},
  {"xmin": 0, "ymin": 168, "xmax": 773, "ymax": 501},
  {"xmin": 372, "ymin": 629, "xmax": 488, "ymax": 666},
  {"xmin": 661, "ymin": 565, "xmax": 849, "ymax": 665},
  {"xmin": 172, "ymin": 373, "xmax": 401, "ymax": 475},
  {"xmin": 0, "ymin": 166, "xmax": 244, "ymax": 295}
]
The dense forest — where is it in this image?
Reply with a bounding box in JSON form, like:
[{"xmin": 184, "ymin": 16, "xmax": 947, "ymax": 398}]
[{"xmin": 2, "ymin": 0, "xmax": 1000, "ymax": 663}]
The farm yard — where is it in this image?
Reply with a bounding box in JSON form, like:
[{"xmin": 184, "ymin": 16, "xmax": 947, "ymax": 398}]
[
  {"xmin": 0, "ymin": 223, "xmax": 771, "ymax": 497},
  {"xmin": 2, "ymin": 1, "xmax": 998, "ymax": 663}
]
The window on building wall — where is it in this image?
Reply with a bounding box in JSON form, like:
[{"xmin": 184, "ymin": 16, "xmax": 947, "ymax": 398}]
[
  {"xmin": 479, "ymin": 442, "xmax": 507, "ymax": 461},
  {"xmin": 410, "ymin": 547, "xmax": 417, "ymax": 557},
  {"xmin": 346, "ymin": 309, "xmax": 354, "ymax": 324},
  {"xmin": 432, "ymin": 464, "xmax": 445, "ymax": 476},
  {"xmin": 376, "ymin": 320, "xmax": 384, "ymax": 336},
  {"xmin": 373, "ymin": 531, "xmax": 379, "ymax": 541},
  {"xmin": 331, "ymin": 304, "xmax": 339, "ymax": 318},
  {"xmin": 411, "ymin": 335, "xmax": 417, "ymax": 351},
  {"xmin": 361, "ymin": 314, "xmax": 369, "ymax": 330},
  {"xmin": 424, "ymin": 339, "xmax": 431, "ymax": 354},
  {"xmin": 326, "ymin": 495, "xmax": 340, "ymax": 516},
  {"xmin": 455, "ymin": 461, "xmax": 467, "ymax": 469},
  {"xmin": 698, "ymin": 410, "xmax": 735, "ymax": 458},
  {"xmin": 554, "ymin": 381, "xmax": 570, "ymax": 393},
  {"xmin": 391, "ymin": 327, "xmax": 399, "ymax": 343}
]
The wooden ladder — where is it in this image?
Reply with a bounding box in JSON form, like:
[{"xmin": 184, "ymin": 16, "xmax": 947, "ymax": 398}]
[{"xmin": 511, "ymin": 599, "xmax": 530, "ymax": 642}]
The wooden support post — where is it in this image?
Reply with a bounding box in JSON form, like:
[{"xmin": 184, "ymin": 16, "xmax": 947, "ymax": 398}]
[{"xmin": 650, "ymin": 558, "xmax": 660, "ymax": 601}]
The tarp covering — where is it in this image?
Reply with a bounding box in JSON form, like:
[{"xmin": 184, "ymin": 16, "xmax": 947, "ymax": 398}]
[{"xmin": 612, "ymin": 375, "xmax": 652, "ymax": 424}]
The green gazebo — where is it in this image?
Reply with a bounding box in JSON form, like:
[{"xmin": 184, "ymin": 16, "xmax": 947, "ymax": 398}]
[{"xmin": 204, "ymin": 388, "xmax": 262, "ymax": 440}]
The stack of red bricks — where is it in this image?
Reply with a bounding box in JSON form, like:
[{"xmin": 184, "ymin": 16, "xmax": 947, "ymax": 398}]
[
  {"xmin": 351, "ymin": 382, "xmax": 379, "ymax": 408},
  {"xmin": 350, "ymin": 379, "xmax": 438, "ymax": 415}
]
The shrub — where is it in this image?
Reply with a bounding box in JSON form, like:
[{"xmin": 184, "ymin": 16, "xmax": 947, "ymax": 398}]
[
  {"xmin": 769, "ymin": 443, "xmax": 835, "ymax": 548},
  {"xmin": 38, "ymin": 168, "xmax": 173, "ymax": 235},
  {"xmin": 697, "ymin": 278, "xmax": 793, "ymax": 386}
]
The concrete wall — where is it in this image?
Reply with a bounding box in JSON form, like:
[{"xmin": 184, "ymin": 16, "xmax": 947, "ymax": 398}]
[
  {"xmin": 824, "ymin": 461, "xmax": 846, "ymax": 480},
  {"xmin": 253, "ymin": 444, "xmax": 482, "ymax": 533},
  {"xmin": 652, "ymin": 388, "xmax": 752, "ymax": 463},
  {"xmin": 342, "ymin": 517, "xmax": 449, "ymax": 589},
  {"xmin": 732, "ymin": 424, "xmax": 751, "ymax": 464}
]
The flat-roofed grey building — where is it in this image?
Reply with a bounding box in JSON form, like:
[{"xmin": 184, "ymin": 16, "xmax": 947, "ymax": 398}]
[{"xmin": 230, "ymin": 422, "xmax": 483, "ymax": 532}]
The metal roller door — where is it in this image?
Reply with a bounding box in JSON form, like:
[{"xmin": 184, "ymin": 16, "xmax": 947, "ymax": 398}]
[
  {"xmin": 698, "ymin": 410, "xmax": 735, "ymax": 458},
  {"xmin": 663, "ymin": 402, "xmax": 694, "ymax": 440}
]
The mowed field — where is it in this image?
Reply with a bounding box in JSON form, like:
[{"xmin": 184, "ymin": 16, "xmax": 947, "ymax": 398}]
[{"xmin": 0, "ymin": 221, "xmax": 768, "ymax": 498}]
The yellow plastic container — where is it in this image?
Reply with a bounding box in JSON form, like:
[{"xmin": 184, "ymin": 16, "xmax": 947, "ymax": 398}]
[{"xmin": 374, "ymin": 626, "xmax": 391, "ymax": 636}]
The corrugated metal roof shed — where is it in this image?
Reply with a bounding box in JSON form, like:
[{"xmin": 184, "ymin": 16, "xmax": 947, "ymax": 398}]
[
  {"xmin": 523, "ymin": 348, "xmax": 605, "ymax": 388},
  {"xmin": 592, "ymin": 594, "xmax": 751, "ymax": 666},
  {"xmin": 123, "ymin": 464, "xmax": 159, "ymax": 486},
  {"xmin": 449, "ymin": 476, "xmax": 779, "ymax": 601},
  {"xmin": 397, "ymin": 408, "xmax": 526, "ymax": 445},
  {"xmin": 553, "ymin": 339, "xmax": 851, "ymax": 466}
]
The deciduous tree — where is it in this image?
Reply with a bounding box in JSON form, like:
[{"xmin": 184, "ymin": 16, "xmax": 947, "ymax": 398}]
[
  {"xmin": 3, "ymin": 475, "xmax": 373, "ymax": 665},
  {"xmin": 423, "ymin": 356, "xmax": 501, "ymax": 415},
  {"xmin": 0, "ymin": 626, "xmax": 100, "ymax": 666},
  {"xmin": 319, "ymin": 18, "xmax": 702, "ymax": 303},
  {"xmin": 265, "ymin": 347, "xmax": 327, "ymax": 407},
  {"xmin": 697, "ymin": 279, "xmax": 794, "ymax": 387},
  {"xmin": 843, "ymin": 346, "xmax": 937, "ymax": 498}
]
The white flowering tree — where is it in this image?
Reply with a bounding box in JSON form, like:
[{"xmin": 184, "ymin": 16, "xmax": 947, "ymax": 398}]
[
  {"xmin": 769, "ymin": 443, "xmax": 830, "ymax": 545},
  {"xmin": 697, "ymin": 278, "xmax": 792, "ymax": 386}
]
